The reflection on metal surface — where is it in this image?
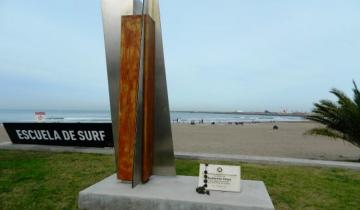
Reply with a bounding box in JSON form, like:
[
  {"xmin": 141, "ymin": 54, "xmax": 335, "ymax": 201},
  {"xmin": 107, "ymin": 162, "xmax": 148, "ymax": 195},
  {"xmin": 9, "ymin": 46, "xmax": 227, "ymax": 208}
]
[
  {"xmin": 133, "ymin": 0, "xmax": 143, "ymax": 15},
  {"xmin": 101, "ymin": 0, "xmax": 175, "ymax": 181},
  {"xmin": 148, "ymin": 0, "xmax": 176, "ymax": 176},
  {"xmin": 132, "ymin": 1, "xmax": 145, "ymax": 187},
  {"xmin": 101, "ymin": 0, "xmax": 133, "ymax": 174}
]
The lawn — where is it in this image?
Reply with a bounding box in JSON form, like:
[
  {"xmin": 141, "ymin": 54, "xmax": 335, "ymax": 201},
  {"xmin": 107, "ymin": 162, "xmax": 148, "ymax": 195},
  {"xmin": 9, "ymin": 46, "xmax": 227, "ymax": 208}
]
[{"xmin": 0, "ymin": 150, "xmax": 359, "ymax": 210}]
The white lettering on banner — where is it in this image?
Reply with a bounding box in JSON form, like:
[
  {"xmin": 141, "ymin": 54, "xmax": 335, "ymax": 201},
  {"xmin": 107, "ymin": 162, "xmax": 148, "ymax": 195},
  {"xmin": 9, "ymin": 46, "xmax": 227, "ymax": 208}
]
[
  {"xmin": 99, "ymin": 131, "xmax": 106, "ymax": 141},
  {"xmin": 16, "ymin": 130, "xmax": 24, "ymax": 139},
  {"xmin": 62, "ymin": 131, "xmax": 71, "ymax": 140},
  {"xmin": 77, "ymin": 131, "xmax": 105, "ymax": 141},
  {"xmin": 13, "ymin": 129, "xmax": 106, "ymax": 142},
  {"xmin": 78, "ymin": 131, "xmax": 85, "ymax": 141},
  {"xmin": 54, "ymin": 131, "xmax": 61, "ymax": 140},
  {"xmin": 69, "ymin": 130, "xmax": 76, "ymax": 141}
]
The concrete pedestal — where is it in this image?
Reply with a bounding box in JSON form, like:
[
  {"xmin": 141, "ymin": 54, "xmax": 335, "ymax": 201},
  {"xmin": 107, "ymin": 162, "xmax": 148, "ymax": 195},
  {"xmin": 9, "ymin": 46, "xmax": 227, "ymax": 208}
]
[{"xmin": 78, "ymin": 174, "xmax": 274, "ymax": 210}]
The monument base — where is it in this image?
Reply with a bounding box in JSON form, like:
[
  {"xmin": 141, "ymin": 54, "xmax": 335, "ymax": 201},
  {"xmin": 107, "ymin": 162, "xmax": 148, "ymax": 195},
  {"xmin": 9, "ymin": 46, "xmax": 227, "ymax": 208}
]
[{"xmin": 78, "ymin": 174, "xmax": 274, "ymax": 210}]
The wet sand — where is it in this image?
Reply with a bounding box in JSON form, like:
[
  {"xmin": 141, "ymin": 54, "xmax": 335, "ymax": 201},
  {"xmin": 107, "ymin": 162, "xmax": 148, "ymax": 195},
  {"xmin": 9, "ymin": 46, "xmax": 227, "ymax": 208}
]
[
  {"xmin": 172, "ymin": 122, "xmax": 360, "ymax": 161},
  {"xmin": 1, "ymin": 123, "xmax": 359, "ymax": 161}
]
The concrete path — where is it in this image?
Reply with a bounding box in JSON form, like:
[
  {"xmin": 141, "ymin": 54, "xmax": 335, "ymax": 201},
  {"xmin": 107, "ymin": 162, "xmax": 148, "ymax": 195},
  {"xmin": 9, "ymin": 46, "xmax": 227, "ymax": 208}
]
[
  {"xmin": 175, "ymin": 152, "xmax": 360, "ymax": 170},
  {"xmin": 1, "ymin": 142, "xmax": 359, "ymax": 170}
]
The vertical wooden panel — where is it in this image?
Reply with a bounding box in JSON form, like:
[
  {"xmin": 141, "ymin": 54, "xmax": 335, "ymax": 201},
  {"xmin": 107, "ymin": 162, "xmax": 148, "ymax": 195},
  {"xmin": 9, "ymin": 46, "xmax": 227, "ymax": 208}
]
[
  {"xmin": 118, "ymin": 15, "xmax": 155, "ymax": 182},
  {"xmin": 118, "ymin": 16, "xmax": 142, "ymax": 181},
  {"xmin": 142, "ymin": 16, "xmax": 155, "ymax": 182}
]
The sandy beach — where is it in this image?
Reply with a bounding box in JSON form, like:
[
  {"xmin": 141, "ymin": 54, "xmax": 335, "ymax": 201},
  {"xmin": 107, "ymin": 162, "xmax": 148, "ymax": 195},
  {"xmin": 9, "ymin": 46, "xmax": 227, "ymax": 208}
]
[
  {"xmin": 172, "ymin": 122, "xmax": 360, "ymax": 161},
  {"xmin": 1, "ymin": 122, "xmax": 359, "ymax": 161}
]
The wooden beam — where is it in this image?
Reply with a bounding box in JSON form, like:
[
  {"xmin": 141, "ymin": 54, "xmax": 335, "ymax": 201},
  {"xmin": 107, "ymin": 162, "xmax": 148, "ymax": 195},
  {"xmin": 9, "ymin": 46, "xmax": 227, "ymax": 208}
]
[
  {"xmin": 117, "ymin": 15, "xmax": 155, "ymax": 182},
  {"xmin": 142, "ymin": 15, "xmax": 155, "ymax": 182}
]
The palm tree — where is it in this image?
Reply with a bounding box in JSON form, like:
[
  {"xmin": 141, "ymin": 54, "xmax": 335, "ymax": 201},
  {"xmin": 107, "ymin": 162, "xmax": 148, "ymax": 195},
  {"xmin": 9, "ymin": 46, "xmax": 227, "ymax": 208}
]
[{"xmin": 306, "ymin": 81, "xmax": 360, "ymax": 148}]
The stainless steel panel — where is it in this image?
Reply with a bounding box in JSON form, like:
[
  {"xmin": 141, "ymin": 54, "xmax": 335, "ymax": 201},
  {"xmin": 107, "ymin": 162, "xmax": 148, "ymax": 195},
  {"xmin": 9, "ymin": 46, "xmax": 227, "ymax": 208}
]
[
  {"xmin": 147, "ymin": 0, "xmax": 176, "ymax": 176},
  {"xmin": 101, "ymin": 0, "xmax": 175, "ymax": 178},
  {"xmin": 133, "ymin": 0, "xmax": 144, "ymax": 15},
  {"xmin": 101, "ymin": 0, "xmax": 133, "ymax": 173},
  {"xmin": 132, "ymin": 0, "xmax": 145, "ymax": 188}
]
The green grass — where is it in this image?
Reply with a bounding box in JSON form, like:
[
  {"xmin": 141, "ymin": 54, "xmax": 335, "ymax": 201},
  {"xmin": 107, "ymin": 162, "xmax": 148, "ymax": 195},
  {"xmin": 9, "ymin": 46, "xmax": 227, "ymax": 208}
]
[
  {"xmin": 0, "ymin": 151, "xmax": 359, "ymax": 210},
  {"xmin": 177, "ymin": 160, "xmax": 360, "ymax": 210}
]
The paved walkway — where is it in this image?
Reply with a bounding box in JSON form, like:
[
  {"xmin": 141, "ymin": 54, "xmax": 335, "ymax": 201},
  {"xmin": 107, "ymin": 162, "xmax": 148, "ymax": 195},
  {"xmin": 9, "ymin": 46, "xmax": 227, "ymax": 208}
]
[
  {"xmin": 1, "ymin": 142, "xmax": 359, "ymax": 170},
  {"xmin": 175, "ymin": 152, "xmax": 360, "ymax": 170}
]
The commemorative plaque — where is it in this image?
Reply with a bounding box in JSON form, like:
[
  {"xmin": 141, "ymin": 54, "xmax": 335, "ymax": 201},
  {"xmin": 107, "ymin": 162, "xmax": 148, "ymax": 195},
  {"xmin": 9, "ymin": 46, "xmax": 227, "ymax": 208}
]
[{"xmin": 198, "ymin": 164, "xmax": 241, "ymax": 192}]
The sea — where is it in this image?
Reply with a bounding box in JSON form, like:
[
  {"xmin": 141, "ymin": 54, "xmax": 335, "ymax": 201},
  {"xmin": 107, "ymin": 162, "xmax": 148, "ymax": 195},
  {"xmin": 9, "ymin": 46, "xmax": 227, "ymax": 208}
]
[{"xmin": 0, "ymin": 109, "xmax": 306, "ymax": 124}]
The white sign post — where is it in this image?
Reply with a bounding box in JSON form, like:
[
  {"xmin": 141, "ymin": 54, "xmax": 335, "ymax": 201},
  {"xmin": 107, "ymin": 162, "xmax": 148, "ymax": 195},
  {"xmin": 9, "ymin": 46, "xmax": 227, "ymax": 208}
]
[
  {"xmin": 34, "ymin": 112, "xmax": 46, "ymax": 122},
  {"xmin": 198, "ymin": 164, "xmax": 241, "ymax": 192}
]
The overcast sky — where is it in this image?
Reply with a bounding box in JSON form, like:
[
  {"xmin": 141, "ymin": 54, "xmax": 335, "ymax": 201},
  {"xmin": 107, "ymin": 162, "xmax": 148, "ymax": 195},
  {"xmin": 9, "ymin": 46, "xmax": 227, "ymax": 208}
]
[{"xmin": 0, "ymin": 0, "xmax": 359, "ymax": 112}]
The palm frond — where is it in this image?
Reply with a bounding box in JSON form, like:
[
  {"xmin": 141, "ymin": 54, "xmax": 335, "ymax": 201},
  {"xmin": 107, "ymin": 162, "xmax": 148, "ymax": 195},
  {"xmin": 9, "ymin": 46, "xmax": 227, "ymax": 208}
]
[
  {"xmin": 306, "ymin": 81, "xmax": 360, "ymax": 150},
  {"xmin": 352, "ymin": 80, "xmax": 360, "ymax": 110}
]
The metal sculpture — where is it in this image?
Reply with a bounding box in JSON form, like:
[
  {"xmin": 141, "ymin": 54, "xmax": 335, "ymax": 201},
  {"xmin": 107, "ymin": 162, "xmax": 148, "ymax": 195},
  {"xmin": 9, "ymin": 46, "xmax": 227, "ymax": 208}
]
[{"xmin": 101, "ymin": 0, "xmax": 175, "ymax": 187}]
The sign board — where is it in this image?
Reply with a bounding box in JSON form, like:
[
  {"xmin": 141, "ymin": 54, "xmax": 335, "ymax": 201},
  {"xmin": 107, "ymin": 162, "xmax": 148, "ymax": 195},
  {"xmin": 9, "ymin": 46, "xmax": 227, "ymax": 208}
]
[
  {"xmin": 198, "ymin": 164, "xmax": 241, "ymax": 192},
  {"xmin": 3, "ymin": 123, "xmax": 114, "ymax": 148},
  {"xmin": 34, "ymin": 112, "xmax": 46, "ymax": 122}
]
